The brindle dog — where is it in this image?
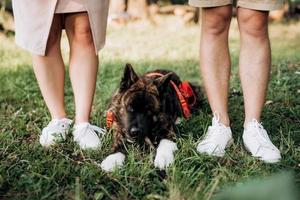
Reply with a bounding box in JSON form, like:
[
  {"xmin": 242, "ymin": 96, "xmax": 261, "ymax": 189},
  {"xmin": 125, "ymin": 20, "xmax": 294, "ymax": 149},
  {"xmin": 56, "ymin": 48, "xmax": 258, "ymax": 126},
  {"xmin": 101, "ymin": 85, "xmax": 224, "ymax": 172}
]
[{"xmin": 100, "ymin": 64, "xmax": 202, "ymax": 172}]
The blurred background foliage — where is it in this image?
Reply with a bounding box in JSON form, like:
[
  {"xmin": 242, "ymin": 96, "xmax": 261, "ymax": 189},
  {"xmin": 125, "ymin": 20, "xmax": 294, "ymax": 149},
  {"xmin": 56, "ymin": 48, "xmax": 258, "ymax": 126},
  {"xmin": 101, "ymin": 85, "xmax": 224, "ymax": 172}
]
[{"xmin": 1, "ymin": 0, "xmax": 300, "ymax": 29}]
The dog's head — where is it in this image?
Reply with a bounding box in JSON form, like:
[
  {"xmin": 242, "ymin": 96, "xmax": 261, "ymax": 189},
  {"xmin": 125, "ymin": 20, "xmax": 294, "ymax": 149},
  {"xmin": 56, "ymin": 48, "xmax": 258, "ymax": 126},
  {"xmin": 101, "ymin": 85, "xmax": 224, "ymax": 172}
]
[{"xmin": 117, "ymin": 64, "xmax": 172, "ymax": 144}]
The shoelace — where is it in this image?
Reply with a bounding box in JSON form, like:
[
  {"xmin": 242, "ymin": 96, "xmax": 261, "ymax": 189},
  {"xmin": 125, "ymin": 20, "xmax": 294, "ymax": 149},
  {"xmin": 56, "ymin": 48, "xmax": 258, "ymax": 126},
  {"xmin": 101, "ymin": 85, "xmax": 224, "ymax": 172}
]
[
  {"xmin": 77, "ymin": 123, "xmax": 106, "ymax": 137},
  {"xmin": 90, "ymin": 124, "xmax": 106, "ymax": 136},
  {"xmin": 250, "ymin": 119, "xmax": 276, "ymax": 150},
  {"xmin": 204, "ymin": 112, "xmax": 227, "ymax": 140},
  {"xmin": 44, "ymin": 119, "xmax": 68, "ymax": 133},
  {"xmin": 205, "ymin": 124, "xmax": 225, "ymax": 140}
]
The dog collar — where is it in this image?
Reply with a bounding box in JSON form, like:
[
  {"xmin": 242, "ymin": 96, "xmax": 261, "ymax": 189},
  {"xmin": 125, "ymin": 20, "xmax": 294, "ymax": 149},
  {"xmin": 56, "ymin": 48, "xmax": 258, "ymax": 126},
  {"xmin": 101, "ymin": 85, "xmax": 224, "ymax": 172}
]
[
  {"xmin": 106, "ymin": 110, "xmax": 114, "ymax": 129},
  {"xmin": 146, "ymin": 72, "xmax": 196, "ymax": 119}
]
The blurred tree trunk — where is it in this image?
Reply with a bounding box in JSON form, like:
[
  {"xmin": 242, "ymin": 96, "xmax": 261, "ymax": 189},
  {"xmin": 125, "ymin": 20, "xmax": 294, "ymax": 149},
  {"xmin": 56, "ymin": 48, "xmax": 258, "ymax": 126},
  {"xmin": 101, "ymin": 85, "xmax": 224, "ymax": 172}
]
[
  {"xmin": 0, "ymin": 0, "xmax": 13, "ymax": 13},
  {"xmin": 109, "ymin": 0, "xmax": 126, "ymax": 15},
  {"xmin": 0, "ymin": 4, "xmax": 14, "ymax": 35},
  {"xmin": 127, "ymin": 0, "xmax": 150, "ymax": 19}
]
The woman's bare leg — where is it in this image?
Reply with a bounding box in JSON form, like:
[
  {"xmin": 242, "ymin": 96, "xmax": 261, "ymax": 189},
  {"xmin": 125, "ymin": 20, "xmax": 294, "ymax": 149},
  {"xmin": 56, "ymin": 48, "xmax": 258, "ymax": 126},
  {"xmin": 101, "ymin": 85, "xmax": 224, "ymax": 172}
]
[
  {"xmin": 64, "ymin": 12, "xmax": 99, "ymax": 124},
  {"xmin": 32, "ymin": 15, "xmax": 66, "ymax": 119}
]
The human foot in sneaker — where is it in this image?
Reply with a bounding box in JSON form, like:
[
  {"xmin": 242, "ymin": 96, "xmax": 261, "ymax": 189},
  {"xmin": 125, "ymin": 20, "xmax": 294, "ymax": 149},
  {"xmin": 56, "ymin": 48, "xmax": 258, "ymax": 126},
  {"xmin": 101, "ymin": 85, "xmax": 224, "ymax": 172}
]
[
  {"xmin": 197, "ymin": 114, "xmax": 233, "ymax": 157},
  {"xmin": 39, "ymin": 118, "xmax": 73, "ymax": 147},
  {"xmin": 243, "ymin": 119, "xmax": 281, "ymax": 163},
  {"xmin": 73, "ymin": 122, "xmax": 106, "ymax": 150}
]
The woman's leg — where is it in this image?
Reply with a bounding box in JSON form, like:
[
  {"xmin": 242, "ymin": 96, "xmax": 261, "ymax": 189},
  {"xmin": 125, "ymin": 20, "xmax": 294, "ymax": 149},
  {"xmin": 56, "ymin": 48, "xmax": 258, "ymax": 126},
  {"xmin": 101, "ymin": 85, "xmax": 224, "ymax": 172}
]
[
  {"xmin": 200, "ymin": 6, "xmax": 232, "ymax": 126},
  {"xmin": 32, "ymin": 15, "xmax": 66, "ymax": 119},
  {"xmin": 64, "ymin": 12, "xmax": 99, "ymax": 124}
]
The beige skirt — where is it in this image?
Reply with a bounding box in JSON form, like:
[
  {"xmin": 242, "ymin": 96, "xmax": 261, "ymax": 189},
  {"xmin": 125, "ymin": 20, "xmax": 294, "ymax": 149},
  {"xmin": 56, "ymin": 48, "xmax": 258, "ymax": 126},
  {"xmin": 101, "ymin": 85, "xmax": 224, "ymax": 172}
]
[
  {"xmin": 55, "ymin": 0, "xmax": 86, "ymax": 13},
  {"xmin": 12, "ymin": 0, "xmax": 109, "ymax": 56}
]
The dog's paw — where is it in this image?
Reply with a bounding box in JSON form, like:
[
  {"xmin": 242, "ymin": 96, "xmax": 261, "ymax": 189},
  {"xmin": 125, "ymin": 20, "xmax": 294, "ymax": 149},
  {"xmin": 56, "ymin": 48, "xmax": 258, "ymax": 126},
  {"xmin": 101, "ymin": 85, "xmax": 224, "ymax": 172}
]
[
  {"xmin": 154, "ymin": 139, "xmax": 178, "ymax": 170},
  {"xmin": 154, "ymin": 151, "xmax": 175, "ymax": 170},
  {"xmin": 101, "ymin": 152, "xmax": 125, "ymax": 172}
]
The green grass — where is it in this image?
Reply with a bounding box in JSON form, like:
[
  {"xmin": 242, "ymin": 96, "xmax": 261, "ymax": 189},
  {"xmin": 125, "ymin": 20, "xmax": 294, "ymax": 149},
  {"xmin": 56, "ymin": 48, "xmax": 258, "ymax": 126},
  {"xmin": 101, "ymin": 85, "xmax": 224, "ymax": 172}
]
[{"xmin": 0, "ymin": 17, "xmax": 300, "ymax": 199}]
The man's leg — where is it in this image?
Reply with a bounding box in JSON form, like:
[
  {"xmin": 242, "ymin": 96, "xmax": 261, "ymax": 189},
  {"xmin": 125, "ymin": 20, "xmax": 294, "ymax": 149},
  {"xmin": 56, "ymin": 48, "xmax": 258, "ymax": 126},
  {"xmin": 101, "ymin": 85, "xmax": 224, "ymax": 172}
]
[
  {"xmin": 237, "ymin": 8, "xmax": 281, "ymax": 163},
  {"xmin": 200, "ymin": 5, "xmax": 232, "ymax": 126},
  {"xmin": 196, "ymin": 6, "xmax": 234, "ymax": 157},
  {"xmin": 237, "ymin": 8, "xmax": 270, "ymax": 125}
]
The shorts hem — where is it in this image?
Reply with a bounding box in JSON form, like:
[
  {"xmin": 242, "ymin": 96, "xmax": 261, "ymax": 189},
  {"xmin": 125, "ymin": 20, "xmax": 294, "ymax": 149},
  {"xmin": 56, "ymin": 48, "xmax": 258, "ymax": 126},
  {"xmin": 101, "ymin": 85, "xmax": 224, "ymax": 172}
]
[
  {"xmin": 189, "ymin": 0, "xmax": 232, "ymax": 8},
  {"xmin": 237, "ymin": 2, "xmax": 284, "ymax": 11}
]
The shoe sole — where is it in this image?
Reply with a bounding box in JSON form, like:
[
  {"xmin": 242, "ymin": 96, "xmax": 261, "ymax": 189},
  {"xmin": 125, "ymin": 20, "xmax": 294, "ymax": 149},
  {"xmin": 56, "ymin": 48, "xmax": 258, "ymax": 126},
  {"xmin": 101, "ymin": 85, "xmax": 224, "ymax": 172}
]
[
  {"xmin": 202, "ymin": 138, "xmax": 234, "ymax": 157},
  {"xmin": 40, "ymin": 131, "xmax": 68, "ymax": 147},
  {"xmin": 226, "ymin": 138, "xmax": 234, "ymax": 148},
  {"xmin": 243, "ymin": 142, "xmax": 281, "ymax": 164}
]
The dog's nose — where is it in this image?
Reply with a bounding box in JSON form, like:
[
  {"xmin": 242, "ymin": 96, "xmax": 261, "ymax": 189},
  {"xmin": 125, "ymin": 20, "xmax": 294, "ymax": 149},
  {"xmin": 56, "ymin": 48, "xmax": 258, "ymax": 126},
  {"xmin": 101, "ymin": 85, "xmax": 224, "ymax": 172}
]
[{"xmin": 130, "ymin": 127, "xmax": 140, "ymax": 136}]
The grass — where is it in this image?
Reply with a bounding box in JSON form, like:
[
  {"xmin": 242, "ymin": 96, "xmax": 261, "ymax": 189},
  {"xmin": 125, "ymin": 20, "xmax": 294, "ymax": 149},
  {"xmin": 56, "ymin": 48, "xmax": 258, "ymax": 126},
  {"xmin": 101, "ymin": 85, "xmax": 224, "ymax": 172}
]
[{"xmin": 0, "ymin": 16, "xmax": 300, "ymax": 199}]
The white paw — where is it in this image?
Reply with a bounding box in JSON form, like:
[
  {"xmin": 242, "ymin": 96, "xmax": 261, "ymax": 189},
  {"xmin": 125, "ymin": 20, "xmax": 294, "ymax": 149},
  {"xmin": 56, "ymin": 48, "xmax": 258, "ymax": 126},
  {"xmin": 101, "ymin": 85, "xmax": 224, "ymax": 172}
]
[
  {"xmin": 154, "ymin": 139, "xmax": 178, "ymax": 170},
  {"xmin": 101, "ymin": 152, "xmax": 125, "ymax": 172}
]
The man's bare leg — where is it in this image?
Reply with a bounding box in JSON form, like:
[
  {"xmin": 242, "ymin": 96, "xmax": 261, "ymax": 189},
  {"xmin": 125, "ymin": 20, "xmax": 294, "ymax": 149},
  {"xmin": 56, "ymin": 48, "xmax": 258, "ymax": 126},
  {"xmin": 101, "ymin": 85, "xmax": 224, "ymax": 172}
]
[
  {"xmin": 200, "ymin": 5, "xmax": 232, "ymax": 126},
  {"xmin": 238, "ymin": 8, "xmax": 281, "ymax": 163},
  {"xmin": 196, "ymin": 6, "xmax": 234, "ymax": 157},
  {"xmin": 237, "ymin": 8, "xmax": 270, "ymax": 125}
]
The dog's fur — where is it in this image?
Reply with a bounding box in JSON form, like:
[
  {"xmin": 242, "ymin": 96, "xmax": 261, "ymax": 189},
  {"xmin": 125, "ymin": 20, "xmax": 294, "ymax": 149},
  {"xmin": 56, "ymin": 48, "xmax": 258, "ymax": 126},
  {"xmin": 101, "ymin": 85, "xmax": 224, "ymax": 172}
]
[{"xmin": 101, "ymin": 64, "xmax": 202, "ymax": 172}]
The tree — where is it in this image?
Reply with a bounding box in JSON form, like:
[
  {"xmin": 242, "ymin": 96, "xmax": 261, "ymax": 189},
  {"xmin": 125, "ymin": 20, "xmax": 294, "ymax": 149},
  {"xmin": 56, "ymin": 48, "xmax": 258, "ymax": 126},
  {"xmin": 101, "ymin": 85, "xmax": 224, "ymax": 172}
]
[{"xmin": 127, "ymin": 0, "xmax": 150, "ymax": 20}]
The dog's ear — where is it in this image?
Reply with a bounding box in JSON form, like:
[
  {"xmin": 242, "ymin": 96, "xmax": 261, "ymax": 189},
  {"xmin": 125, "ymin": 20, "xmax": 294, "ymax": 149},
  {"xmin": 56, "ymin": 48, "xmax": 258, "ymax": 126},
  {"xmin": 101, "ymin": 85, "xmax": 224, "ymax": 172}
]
[
  {"xmin": 153, "ymin": 72, "xmax": 173, "ymax": 92},
  {"xmin": 120, "ymin": 63, "xmax": 139, "ymax": 92}
]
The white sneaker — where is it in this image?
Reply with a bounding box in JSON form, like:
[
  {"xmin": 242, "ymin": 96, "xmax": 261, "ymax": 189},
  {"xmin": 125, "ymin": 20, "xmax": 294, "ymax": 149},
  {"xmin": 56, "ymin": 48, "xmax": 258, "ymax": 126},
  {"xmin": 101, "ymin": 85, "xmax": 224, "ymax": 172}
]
[
  {"xmin": 197, "ymin": 114, "xmax": 233, "ymax": 157},
  {"xmin": 39, "ymin": 118, "xmax": 73, "ymax": 147},
  {"xmin": 73, "ymin": 122, "xmax": 106, "ymax": 150},
  {"xmin": 243, "ymin": 119, "xmax": 281, "ymax": 163}
]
